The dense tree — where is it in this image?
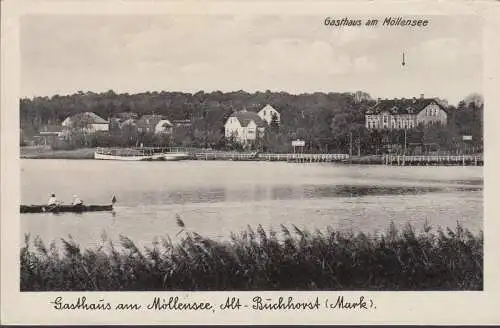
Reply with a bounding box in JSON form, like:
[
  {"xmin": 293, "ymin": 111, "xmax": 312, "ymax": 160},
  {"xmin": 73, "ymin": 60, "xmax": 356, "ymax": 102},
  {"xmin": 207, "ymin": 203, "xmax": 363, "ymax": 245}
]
[{"xmin": 20, "ymin": 90, "xmax": 483, "ymax": 154}]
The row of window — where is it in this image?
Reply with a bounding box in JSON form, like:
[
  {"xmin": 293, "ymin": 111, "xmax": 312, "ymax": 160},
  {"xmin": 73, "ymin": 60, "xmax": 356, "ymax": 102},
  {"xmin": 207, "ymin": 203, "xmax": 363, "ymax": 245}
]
[
  {"xmin": 225, "ymin": 128, "xmax": 261, "ymax": 136},
  {"xmin": 425, "ymin": 107, "xmax": 441, "ymax": 116},
  {"xmin": 366, "ymin": 120, "xmax": 415, "ymax": 129},
  {"xmin": 367, "ymin": 108, "xmax": 442, "ymax": 120}
]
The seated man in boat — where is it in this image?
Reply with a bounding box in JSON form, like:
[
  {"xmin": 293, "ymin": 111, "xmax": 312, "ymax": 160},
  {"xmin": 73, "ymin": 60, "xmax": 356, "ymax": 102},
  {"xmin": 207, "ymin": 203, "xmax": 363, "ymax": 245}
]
[
  {"xmin": 47, "ymin": 193, "xmax": 59, "ymax": 209},
  {"xmin": 72, "ymin": 195, "xmax": 84, "ymax": 206}
]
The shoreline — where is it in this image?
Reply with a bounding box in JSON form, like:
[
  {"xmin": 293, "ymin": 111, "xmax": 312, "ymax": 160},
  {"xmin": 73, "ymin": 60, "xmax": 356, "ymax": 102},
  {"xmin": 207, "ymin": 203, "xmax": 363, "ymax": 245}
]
[
  {"xmin": 20, "ymin": 147, "xmax": 484, "ymax": 166},
  {"xmin": 20, "ymin": 147, "xmax": 96, "ymax": 160}
]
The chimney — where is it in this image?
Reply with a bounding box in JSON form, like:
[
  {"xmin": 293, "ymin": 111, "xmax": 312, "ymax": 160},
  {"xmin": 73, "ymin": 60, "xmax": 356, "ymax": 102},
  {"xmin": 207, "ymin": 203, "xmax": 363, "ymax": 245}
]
[{"xmin": 420, "ymin": 93, "xmax": 424, "ymax": 99}]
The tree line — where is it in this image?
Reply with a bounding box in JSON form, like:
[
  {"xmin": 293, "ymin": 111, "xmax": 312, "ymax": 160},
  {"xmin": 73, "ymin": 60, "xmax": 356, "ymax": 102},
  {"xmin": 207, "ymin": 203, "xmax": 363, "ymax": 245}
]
[{"xmin": 20, "ymin": 90, "xmax": 483, "ymax": 154}]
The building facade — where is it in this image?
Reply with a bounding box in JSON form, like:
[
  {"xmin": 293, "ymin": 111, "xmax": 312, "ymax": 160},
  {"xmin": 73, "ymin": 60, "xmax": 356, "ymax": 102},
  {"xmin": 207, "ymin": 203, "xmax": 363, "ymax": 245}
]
[
  {"xmin": 224, "ymin": 109, "xmax": 267, "ymax": 144},
  {"xmin": 365, "ymin": 95, "xmax": 448, "ymax": 130}
]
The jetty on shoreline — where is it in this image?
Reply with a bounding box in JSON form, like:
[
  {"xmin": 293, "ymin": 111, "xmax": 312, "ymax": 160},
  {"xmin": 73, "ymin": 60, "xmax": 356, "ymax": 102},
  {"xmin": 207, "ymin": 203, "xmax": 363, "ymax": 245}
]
[
  {"xmin": 20, "ymin": 147, "xmax": 483, "ymax": 166},
  {"xmin": 381, "ymin": 154, "xmax": 483, "ymax": 166},
  {"xmin": 189, "ymin": 150, "xmax": 483, "ymax": 166}
]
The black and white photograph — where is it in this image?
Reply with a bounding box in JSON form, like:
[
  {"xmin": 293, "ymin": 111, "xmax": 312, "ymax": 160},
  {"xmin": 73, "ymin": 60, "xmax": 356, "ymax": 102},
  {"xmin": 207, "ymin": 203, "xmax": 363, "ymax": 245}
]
[{"xmin": 2, "ymin": 0, "xmax": 499, "ymax": 325}]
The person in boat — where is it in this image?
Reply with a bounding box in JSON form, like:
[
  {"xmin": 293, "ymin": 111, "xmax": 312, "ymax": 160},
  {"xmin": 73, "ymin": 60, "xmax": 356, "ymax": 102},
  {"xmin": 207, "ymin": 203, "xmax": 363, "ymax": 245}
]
[
  {"xmin": 47, "ymin": 193, "xmax": 59, "ymax": 209},
  {"xmin": 72, "ymin": 195, "xmax": 83, "ymax": 206}
]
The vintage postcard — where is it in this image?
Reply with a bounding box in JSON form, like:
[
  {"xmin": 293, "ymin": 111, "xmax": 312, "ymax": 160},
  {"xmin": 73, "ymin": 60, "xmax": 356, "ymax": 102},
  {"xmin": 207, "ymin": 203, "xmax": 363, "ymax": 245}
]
[{"xmin": 1, "ymin": 0, "xmax": 500, "ymax": 325}]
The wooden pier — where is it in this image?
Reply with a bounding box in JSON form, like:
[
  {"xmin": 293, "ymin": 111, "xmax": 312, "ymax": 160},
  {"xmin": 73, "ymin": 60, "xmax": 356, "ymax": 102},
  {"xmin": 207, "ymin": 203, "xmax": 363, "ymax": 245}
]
[
  {"xmin": 192, "ymin": 151, "xmax": 258, "ymax": 161},
  {"xmin": 124, "ymin": 147, "xmax": 483, "ymax": 166},
  {"xmin": 257, "ymin": 153, "xmax": 349, "ymax": 163},
  {"xmin": 191, "ymin": 151, "xmax": 349, "ymax": 162},
  {"xmin": 383, "ymin": 154, "xmax": 483, "ymax": 166}
]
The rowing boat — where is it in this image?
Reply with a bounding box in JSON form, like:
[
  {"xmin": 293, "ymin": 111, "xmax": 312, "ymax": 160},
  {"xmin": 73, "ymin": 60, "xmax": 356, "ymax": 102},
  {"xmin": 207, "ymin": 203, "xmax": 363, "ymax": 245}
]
[{"xmin": 20, "ymin": 204, "xmax": 113, "ymax": 214}]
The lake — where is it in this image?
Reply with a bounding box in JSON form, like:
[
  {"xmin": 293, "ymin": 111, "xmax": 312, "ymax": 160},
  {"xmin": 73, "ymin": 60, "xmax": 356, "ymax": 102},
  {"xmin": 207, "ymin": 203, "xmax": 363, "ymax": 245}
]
[{"xmin": 21, "ymin": 159, "xmax": 483, "ymax": 249}]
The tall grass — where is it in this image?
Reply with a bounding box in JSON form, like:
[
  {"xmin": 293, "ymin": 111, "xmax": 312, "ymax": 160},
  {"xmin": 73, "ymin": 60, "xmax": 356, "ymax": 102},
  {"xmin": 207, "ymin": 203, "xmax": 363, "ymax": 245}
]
[{"xmin": 20, "ymin": 220, "xmax": 483, "ymax": 291}]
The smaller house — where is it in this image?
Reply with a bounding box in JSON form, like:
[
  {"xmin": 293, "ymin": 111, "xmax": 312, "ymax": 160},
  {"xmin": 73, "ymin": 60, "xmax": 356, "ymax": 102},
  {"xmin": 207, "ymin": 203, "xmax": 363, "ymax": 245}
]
[
  {"xmin": 36, "ymin": 127, "xmax": 66, "ymax": 146},
  {"xmin": 155, "ymin": 119, "xmax": 173, "ymax": 134},
  {"xmin": 224, "ymin": 109, "xmax": 267, "ymax": 144},
  {"xmin": 258, "ymin": 104, "xmax": 281, "ymax": 125},
  {"xmin": 120, "ymin": 118, "xmax": 137, "ymax": 130},
  {"xmin": 34, "ymin": 126, "xmax": 66, "ymax": 146},
  {"xmin": 36, "ymin": 132, "xmax": 63, "ymax": 146},
  {"xmin": 109, "ymin": 112, "xmax": 138, "ymax": 132},
  {"xmin": 136, "ymin": 115, "xmax": 173, "ymax": 135},
  {"xmin": 62, "ymin": 112, "xmax": 109, "ymax": 133}
]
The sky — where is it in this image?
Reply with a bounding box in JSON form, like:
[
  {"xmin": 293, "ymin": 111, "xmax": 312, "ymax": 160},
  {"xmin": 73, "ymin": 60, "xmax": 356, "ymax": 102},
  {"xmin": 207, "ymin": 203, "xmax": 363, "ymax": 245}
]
[{"xmin": 20, "ymin": 14, "xmax": 482, "ymax": 105}]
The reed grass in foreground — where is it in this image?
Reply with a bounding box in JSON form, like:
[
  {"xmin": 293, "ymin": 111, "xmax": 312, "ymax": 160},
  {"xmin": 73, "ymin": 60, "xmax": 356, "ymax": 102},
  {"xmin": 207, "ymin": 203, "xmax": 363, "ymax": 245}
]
[{"xmin": 20, "ymin": 221, "xmax": 483, "ymax": 291}]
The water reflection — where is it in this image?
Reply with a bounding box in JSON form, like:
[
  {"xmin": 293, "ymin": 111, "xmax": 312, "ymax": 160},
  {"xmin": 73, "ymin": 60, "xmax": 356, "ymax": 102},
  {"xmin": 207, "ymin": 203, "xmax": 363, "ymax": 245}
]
[{"xmin": 137, "ymin": 183, "xmax": 479, "ymax": 206}]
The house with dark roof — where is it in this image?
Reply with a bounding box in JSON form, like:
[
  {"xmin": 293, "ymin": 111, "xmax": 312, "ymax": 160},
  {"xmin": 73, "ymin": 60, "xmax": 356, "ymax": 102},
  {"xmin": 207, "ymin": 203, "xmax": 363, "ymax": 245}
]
[
  {"xmin": 61, "ymin": 112, "xmax": 109, "ymax": 133},
  {"xmin": 109, "ymin": 112, "xmax": 139, "ymax": 132},
  {"xmin": 365, "ymin": 94, "xmax": 448, "ymax": 130},
  {"xmin": 224, "ymin": 109, "xmax": 267, "ymax": 144}
]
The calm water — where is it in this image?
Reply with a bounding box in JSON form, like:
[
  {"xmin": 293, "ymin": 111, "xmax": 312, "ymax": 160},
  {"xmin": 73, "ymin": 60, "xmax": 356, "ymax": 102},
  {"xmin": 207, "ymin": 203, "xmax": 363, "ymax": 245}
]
[{"xmin": 21, "ymin": 159, "xmax": 483, "ymax": 249}]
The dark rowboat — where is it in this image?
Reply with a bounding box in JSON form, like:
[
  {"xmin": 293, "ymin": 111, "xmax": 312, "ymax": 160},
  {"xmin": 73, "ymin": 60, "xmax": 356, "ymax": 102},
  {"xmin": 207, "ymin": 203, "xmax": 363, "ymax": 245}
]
[{"xmin": 20, "ymin": 204, "xmax": 113, "ymax": 214}]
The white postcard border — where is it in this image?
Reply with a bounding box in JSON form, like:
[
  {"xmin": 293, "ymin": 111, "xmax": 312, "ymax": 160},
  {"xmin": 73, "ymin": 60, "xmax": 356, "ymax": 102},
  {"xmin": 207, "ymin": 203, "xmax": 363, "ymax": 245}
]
[{"xmin": 2, "ymin": 0, "xmax": 500, "ymax": 325}]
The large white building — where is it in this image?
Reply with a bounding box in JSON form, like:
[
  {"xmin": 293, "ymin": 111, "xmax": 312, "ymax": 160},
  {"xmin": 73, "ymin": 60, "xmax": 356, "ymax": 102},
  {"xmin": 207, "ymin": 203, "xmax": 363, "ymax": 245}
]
[
  {"xmin": 62, "ymin": 112, "xmax": 109, "ymax": 133},
  {"xmin": 224, "ymin": 109, "xmax": 267, "ymax": 144},
  {"xmin": 257, "ymin": 104, "xmax": 281, "ymax": 125},
  {"xmin": 365, "ymin": 95, "xmax": 448, "ymax": 130}
]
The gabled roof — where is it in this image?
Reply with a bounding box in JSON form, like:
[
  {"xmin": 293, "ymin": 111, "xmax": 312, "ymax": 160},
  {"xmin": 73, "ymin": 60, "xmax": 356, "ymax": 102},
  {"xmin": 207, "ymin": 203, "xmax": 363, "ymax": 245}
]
[
  {"xmin": 67, "ymin": 112, "xmax": 108, "ymax": 124},
  {"xmin": 156, "ymin": 119, "xmax": 173, "ymax": 128},
  {"xmin": 259, "ymin": 104, "xmax": 279, "ymax": 114},
  {"xmin": 229, "ymin": 110, "xmax": 267, "ymax": 127},
  {"xmin": 366, "ymin": 98, "xmax": 448, "ymax": 115}
]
